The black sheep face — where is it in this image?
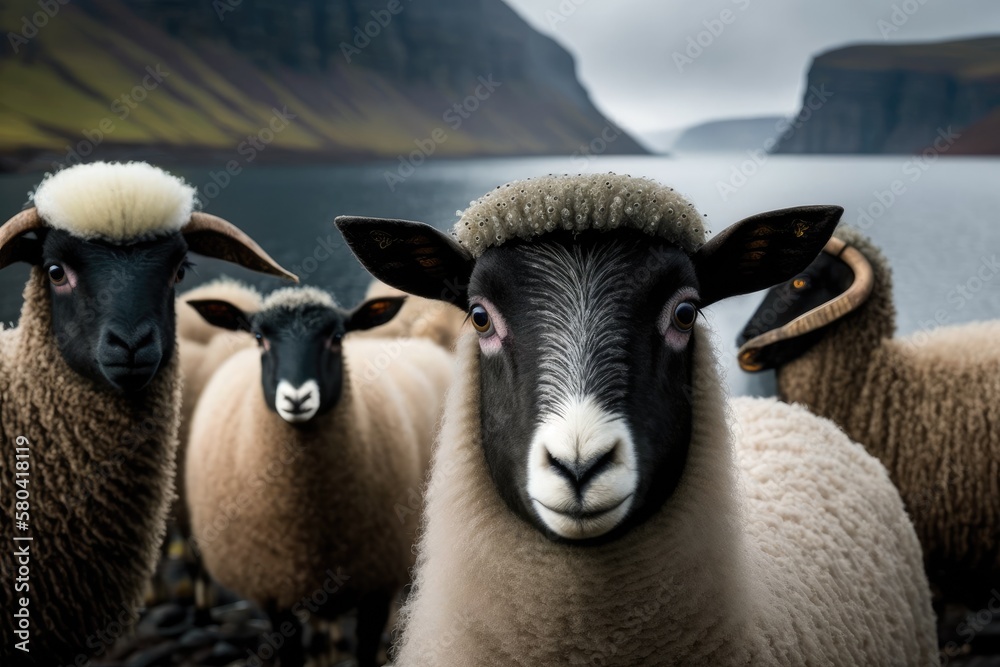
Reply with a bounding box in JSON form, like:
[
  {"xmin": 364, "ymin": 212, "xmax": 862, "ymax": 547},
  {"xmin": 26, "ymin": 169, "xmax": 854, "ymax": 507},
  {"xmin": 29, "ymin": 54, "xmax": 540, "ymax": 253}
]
[
  {"xmin": 40, "ymin": 228, "xmax": 189, "ymax": 392},
  {"xmin": 737, "ymin": 250, "xmax": 857, "ymax": 370},
  {"xmin": 188, "ymin": 294, "xmax": 405, "ymax": 424},
  {"xmin": 469, "ymin": 231, "xmax": 699, "ymax": 542},
  {"xmin": 336, "ymin": 202, "xmax": 843, "ymax": 543}
]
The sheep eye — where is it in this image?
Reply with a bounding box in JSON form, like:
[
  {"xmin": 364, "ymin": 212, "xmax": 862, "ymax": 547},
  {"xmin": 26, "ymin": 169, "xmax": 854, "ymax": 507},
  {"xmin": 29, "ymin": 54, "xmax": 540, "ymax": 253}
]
[
  {"xmin": 254, "ymin": 332, "xmax": 264, "ymax": 347},
  {"xmin": 47, "ymin": 264, "xmax": 67, "ymax": 286},
  {"xmin": 672, "ymin": 302, "xmax": 697, "ymax": 331},
  {"xmin": 175, "ymin": 266, "xmax": 186, "ymax": 283},
  {"xmin": 792, "ymin": 277, "xmax": 809, "ymax": 290},
  {"xmin": 470, "ymin": 304, "xmax": 494, "ymax": 335}
]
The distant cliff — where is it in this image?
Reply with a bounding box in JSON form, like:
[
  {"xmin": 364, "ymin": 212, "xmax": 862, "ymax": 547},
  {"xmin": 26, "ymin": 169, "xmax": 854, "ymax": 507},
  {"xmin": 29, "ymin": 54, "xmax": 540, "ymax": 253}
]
[
  {"xmin": 774, "ymin": 37, "xmax": 1000, "ymax": 155},
  {"xmin": 0, "ymin": 0, "xmax": 644, "ymax": 171}
]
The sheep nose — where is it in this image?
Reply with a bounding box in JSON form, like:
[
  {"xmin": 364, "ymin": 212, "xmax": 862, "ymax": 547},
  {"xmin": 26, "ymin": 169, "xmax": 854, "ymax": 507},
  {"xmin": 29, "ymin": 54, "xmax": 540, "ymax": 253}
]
[
  {"xmin": 98, "ymin": 322, "xmax": 163, "ymax": 391},
  {"xmin": 275, "ymin": 379, "xmax": 321, "ymax": 423},
  {"xmin": 546, "ymin": 443, "xmax": 618, "ymax": 495}
]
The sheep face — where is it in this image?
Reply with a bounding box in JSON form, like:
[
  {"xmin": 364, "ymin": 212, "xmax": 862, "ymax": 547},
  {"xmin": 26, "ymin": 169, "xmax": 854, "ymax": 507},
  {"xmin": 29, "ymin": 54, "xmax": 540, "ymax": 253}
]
[
  {"xmin": 469, "ymin": 231, "xmax": 699, "ymax": 541},
  {"xmin": 737, "ymin": 238, "xmax": 873, "ymax": 372},
  {"xmin": 40, "ymin": 228, "xmax": 189, "ymax": 391},
  {"xmin": 188, "ymin": 292, "xmax": 405, "ymax": 424},
  {"xmin": 337, "ymin": 196, "xmax": 843, "ymax": 543}
]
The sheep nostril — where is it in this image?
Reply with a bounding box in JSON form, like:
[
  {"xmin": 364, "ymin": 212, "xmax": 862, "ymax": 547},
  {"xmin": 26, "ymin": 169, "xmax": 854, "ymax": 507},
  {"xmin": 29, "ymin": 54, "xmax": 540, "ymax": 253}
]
[{"xmin": 547, "ymin": 444, "xmax": 618, "ymax": 492}]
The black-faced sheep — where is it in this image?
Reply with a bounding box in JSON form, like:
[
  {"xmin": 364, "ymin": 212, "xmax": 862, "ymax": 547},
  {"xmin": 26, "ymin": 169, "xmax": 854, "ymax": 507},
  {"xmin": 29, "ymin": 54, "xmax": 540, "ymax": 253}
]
[
  {"xmin": 185, "ymin": 286, "xmax": 453, "ymax": 667},
  {"xmin": 738, "ymin": 225, "xmax": 1000, "ymax": 581},
  {"xmin": 0, "ymin": 161, "xmax": 295, "ymax": 665},
  {"xmin": 336, "ymin": 174, "xmax": 938, "ymax": 666}
]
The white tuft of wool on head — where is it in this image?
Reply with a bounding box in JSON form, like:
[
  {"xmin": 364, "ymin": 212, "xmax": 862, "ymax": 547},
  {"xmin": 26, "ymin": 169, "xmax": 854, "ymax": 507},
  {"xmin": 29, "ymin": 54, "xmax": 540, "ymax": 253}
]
[
  {"xmin": 30, "ymin": 161, "xmax": 197, "ymax": 243},
  {"xmin": 453, "ymin": 173, "xmax": 707, "ymax": 257},
  {"xmin": 261, "ymin": 286, "xmax": 339, "ymax": 311}
]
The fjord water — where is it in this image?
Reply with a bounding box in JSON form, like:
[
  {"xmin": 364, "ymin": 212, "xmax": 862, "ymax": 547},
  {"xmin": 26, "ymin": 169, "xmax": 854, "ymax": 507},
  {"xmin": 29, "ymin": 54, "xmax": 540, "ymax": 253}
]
[{"xmin": 1, "ymin": 155, "xmax": 997, "ymax": 397}]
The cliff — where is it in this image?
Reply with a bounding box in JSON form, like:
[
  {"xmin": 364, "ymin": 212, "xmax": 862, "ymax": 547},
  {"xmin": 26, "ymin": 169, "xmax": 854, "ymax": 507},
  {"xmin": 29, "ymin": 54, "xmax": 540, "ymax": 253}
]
[
  {"xmin": 0, "ymin": 0, "xmax": 644, "ymax": 171},
  {"xmin": 774, "ymin": 36, "xmax": 1000, "ymax": 155}
]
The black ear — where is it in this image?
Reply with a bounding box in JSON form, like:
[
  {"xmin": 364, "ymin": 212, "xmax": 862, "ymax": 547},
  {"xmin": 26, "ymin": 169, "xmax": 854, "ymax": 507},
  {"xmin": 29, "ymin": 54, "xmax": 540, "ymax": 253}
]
[
  {"xmin": 346, "ymin": 296, "xmax": 407, "ymax": 332},
  {"xmin": 693, "ymin": 205, "xmax": 843, "ymax": 306},
  {"xmin": 186, "ymin": 299, "xmax": 253, "ymax": 332},
  {"xmin": 335, "ymin": 216, "xmax": 473, "ymax": 308}
]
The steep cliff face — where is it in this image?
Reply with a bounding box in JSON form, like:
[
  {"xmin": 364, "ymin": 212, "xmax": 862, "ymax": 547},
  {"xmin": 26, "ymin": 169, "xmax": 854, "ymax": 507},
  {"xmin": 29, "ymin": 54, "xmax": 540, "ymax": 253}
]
[
  {"xmin": 0, "ymin": 0, "xmax": 643, "ymax": 170},
  {"xmin": 774, "ymin": 37, "xmax": 1000, "ymax": 155}
]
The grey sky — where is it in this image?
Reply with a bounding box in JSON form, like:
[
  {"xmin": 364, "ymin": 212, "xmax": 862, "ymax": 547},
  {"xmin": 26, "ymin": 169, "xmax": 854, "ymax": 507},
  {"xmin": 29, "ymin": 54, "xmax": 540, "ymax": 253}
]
[{"xmin": 504, "ymin": 0, "xmax": 1000, "ymax": 134}]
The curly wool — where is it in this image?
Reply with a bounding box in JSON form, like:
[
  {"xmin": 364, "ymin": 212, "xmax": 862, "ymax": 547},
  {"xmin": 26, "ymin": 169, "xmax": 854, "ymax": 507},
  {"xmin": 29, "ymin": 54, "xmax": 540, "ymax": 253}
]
[
  {"xmin": 186, "ymin": 336, "xmax": 452, "ymax": 614},
  {"xmin": 777, "ymin": 226, "xmax": 1000, "ymax": 573},
  {"xmin": 452, "ymin": 174, "xmax": 706, "ymax": 256},
  {"xmin": 392, "ymin": 328, "xmax": 937, "ymax": 666},
  {"xmin": 0, "ymin": 270, "xmax": 181, "ymax": 665},
  {"xmin": 30, "ymin": 161, "xmax": 196, "ymax": 243}
]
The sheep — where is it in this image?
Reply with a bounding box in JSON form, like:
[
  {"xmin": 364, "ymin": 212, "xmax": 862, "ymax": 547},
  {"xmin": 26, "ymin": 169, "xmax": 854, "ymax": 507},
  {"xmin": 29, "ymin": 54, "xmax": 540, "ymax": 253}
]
[
  {"xmin": 0, "ymin": 161, "xmax": 296, "ymax": 666},
  {"xmin": 185, "ymin": 285, "xmax": 453, "ymax": 667},
  {"xmin": 737, "ymin": 225, "xmax": 1000, "ymax": 581},
  {"xmin": 335, "ymin": 173, "xmax": 938, "ymax": 666},
  {"xmin": 361, "ymin": 279, "xmax": 465, "ymax": 350}
]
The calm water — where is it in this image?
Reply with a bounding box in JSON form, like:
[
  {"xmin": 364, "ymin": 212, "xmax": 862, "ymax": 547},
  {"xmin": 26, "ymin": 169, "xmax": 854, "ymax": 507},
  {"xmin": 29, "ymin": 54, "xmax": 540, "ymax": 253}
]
[{"xmin": 2, "ymin": 155, "xmax": 998, "ymax": 396}]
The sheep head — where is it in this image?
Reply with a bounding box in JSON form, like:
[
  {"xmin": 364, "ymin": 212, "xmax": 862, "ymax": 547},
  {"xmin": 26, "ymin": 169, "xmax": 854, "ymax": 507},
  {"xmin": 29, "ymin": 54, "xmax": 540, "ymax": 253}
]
[
  {"xmin": 337, "ymin": 174, "xmax": 842, "ymax": 543},
  {"xmin": 0, "ymin": 161, "xmax": 297, "ymax": 393},
  {"xmin": 188, "ymin": 287, "xmax": 405, "ymax": 424},
  {"xmin": 737, "ymin": 232, "xmax": 875, "ymax": 372}
]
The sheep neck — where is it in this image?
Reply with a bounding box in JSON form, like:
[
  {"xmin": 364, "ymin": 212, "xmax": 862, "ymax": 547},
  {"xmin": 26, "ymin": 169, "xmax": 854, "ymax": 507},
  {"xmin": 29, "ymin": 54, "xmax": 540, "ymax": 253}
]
[
  {"xmin": 776, "ymin": 255, "xmax": 896, "ymax": 432},
  {"xmin": 0, "ymin": 269, "xmax": 180, "ymax": 661},
  {"xmin": 394, "ymin": 328, "xmax": 759, "ymax": 665}
]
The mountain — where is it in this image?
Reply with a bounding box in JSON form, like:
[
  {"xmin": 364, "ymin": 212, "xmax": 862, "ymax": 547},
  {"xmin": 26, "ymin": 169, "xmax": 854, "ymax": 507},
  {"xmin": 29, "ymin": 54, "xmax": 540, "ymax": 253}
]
[
  {"xmin": 671, "ymin": 117, "xmax": 787, "ymax": 153},
  {"xmin": 0, "ymin": 0, "xmax": 645, "ymax": 171},
  {"xmin": 774, "ymin": 36, "xmax": 1000, "ymax": 155}
]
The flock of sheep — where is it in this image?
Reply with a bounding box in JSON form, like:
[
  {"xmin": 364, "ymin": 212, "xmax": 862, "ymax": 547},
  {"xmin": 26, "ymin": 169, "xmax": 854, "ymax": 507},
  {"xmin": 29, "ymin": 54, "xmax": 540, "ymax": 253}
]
[{"xmin": 0, "ymin": 161, "xmax": 995, "ymax": 667}]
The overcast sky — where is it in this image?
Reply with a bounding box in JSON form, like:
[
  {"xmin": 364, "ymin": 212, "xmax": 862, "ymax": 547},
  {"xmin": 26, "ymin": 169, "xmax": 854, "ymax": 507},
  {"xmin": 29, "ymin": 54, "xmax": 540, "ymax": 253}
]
[{"xmin": 504, "ymin": 0, "xmax": 1000, "ymax": 135}]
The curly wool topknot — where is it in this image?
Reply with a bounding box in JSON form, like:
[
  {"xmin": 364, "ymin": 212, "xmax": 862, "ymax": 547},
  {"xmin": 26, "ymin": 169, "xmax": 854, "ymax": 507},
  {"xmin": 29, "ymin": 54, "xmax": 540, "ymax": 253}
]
[
  {"xmin": 261, "ymin": 286, "xmax": 338, "ymax": 312},
  {"xmin": 452, "ymin": 173, "xmax": 707, "ymax": 257}
]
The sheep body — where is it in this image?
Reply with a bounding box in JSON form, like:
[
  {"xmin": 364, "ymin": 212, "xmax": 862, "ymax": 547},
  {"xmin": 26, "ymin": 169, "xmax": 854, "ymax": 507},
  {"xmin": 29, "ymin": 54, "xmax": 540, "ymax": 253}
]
[
  {"xmin": 363, "ymin": 279, "xmax": 465, "ymax": 350},
  {"xmin": 775, "ymin": 229, "xmax": 1000, "ymax": 572},
  {"xmin": 393, "ymin": 331, "xmax": 938, "ymax": 666},
  {"xmin": 0, "ymin": 273, "xmax": 180, "ymax": 663},
  {"xmin": 186, "ymin": 336, "xmax": 451, "ymax": 612}
]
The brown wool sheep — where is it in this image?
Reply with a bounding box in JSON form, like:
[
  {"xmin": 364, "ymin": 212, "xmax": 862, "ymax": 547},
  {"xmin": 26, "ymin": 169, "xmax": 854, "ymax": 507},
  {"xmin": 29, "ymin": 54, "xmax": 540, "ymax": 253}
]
[{"xmin": 185, "ymin": 286, "xmax": 453, "ymax": 667}]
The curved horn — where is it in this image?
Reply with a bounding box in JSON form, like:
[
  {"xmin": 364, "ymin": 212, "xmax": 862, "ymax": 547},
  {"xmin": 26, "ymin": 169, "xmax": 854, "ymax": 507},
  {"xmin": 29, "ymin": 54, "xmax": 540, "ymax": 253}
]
[
  {"xmin": 181, "ymin": 212, "xmax": 298, "ymax": 282},
  {"xmin": 0, "ymin": 207, "xmax": 45, "ymax": 270},
  {"xmin": 737, "ymin": 237, "xmax": 875, "ymax": 371}
]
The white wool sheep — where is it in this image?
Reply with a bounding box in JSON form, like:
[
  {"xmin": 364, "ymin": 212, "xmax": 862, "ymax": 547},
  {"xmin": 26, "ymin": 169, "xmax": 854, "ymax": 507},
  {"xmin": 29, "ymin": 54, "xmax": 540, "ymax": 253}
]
[
  {"xmin": 0, "ymin": 162, "xmax": 294, "ymax": 665},
  {"xmin": 335, "ymin": 173, "xmax": 938, "ymax": 666},
  {"xmin": 185, "ymin": 286, "xmax": 453, "ymax": 667}
]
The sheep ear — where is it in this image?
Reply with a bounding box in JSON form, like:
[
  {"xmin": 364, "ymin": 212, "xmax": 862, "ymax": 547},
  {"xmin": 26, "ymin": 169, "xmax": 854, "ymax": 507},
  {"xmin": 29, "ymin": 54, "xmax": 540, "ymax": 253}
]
[
  {"xmin": 182, "ymin": 212, "xmax": 298, "ymax": 282},
  {"xmin": 186, "ymin": 299, "xmax": 253, "ymax": 332},
  {"xmin": 693, "ymin": 205, "xmax": 843, "ymax": 306},
  {"xmin": 336, "ymin": 216, "xmax": 473, "ymax": 308},
  {"xmin": 346, "ymin": 296, "xmax": 407, "ymax": 332},
  {"xmin": 0, "ymin": 208, "xmax": 45, "ymax": 270}
]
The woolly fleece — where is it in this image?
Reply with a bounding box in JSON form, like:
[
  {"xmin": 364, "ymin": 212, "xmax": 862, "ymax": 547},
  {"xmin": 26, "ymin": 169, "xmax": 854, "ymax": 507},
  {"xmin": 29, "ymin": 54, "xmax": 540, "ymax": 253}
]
[
  {"xmin": 186, "ymin": 336, "xmax": 452, "ymax": 612},
  {"xmin": 452, "ymin": 174, "xmax": 706, "ymax": 256},
  {"xmin": 362, "ymin": 279, "xmax": 466, "ymax": 350},
  {"xmin": 777, "ymin": 226, "xmax": 1000, "ymax": 573},
  {"xmin": 31, "ymin": 162, "xmax": 196, "ymax": 243},
  {"xmin": 174, "ymin": 279, "xmax": 262, "ymax": 535},
  {"xmin": 0, "ymin": 271, "xmax": 181, "ymax": 665},
  {"xmin": 392, "ymin": 328, "xmax": 938, "ymax": 666}
]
